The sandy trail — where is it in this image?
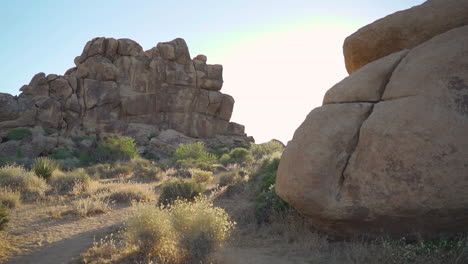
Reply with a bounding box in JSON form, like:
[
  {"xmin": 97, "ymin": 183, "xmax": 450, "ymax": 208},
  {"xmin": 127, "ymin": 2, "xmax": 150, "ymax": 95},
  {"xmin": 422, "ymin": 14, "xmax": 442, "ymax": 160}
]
[{"xmin": 3, "ymin": 204, "xmax": 136, "ymax": 264}]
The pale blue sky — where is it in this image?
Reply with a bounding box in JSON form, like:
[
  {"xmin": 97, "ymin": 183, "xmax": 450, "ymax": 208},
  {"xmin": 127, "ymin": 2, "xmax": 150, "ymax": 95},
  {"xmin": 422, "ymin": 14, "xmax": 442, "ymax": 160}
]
[{"xmin": 0, "ymin": 0, "xmax": 425, "ymax": 143}]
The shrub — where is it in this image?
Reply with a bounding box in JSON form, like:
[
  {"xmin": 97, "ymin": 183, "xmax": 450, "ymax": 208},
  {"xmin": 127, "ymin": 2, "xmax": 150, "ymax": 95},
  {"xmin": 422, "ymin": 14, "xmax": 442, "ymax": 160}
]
[
  {"xmin": 253, "ymin": 157, "xmax": 290, "ymax": 223},
  {"xmin": 0, "ymin": 165, "xmax": 47, "ymax": 195},
  {"xmin": 0, "ymin": 188, "xmax": 21, "ymax": 208},
  {"xmin": 0, "ymin": 205, "xmax": 9, "ymax": 231},
  {"xmin": 123, "ymin": 197, "xmax": 235, "ymax": 263},
  {"xmin": 159, "ymin": 178, "xmax": 205, "ymax": 206},
  {"xmin": 229, "ymin": 148, "xmax": 253, "ymax": 164},
  {"xmin": 170, "ymin": 197, "xmax": 236, "ymax": 263},
  {"xmin": 96, "ymin": 136, "xmax": 139, "ymax": 162},
  {"xmin": 190, "ymin": 169, "xmax": 213, "ymax": 184},
  {"xmin": 69, "ymin": 197, "xmax": 110, "ymax": 217},
  {"xmin": 49, "ymin": 168, "xmax": 91, "ymax": 194},
  {"xmin": 32, "ymin": 157, "xmax": 59, "ymax": 181},
  {"xmin": 51, "ymin": 148, "xmax": 74, "ymax": 160},
  {"xmin": 6, "ymin": 128, "xmax": 31, "ymax": 141},
  {"xmin": 173, "ymin": 142, "xmax": 216, "ymax": 170},
  {"xmin": 106, "ymin": 182, "xmax": 155, "ymax": 204},
  {"xmin": 219, "ymin": 153, "xmax": 231, "ymax": 165},
  {"xmin": 218, "ymin": 171, "xmax": 242, "ymax": 187},
  {"xmin": 250, "ymin": 140, "xmax": 284, "ymax": 159}
]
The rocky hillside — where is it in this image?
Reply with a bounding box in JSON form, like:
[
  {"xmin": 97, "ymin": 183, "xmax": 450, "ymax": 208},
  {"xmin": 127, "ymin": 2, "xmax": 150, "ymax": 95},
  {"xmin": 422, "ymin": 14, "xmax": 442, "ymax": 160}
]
[
  {"xmin": 0, "ymin": 37, "xmax": 252, "ymax": 158},
  {"xmin": 277, "ymin": 0, "xmax": 468, "ymax": 238}
]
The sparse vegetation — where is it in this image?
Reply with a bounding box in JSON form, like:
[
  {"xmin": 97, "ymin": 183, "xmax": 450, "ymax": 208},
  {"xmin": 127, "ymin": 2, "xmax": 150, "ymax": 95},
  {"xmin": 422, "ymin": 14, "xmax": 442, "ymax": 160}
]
[
  {"xmin": 0, "ymin": 165, "xmax": 47, "ymax": 196},
  {"xmin": 190, "ymin": 169, "xmax": 213, "ymax": 184},
  {"xmin": 106, "ymin": 182, "xmax": 155, "ymax": 204},
  {"xmin": 96, "ymin": 136, "xmax": 139, "ymax": 162},
  {"xmin": 0, "ymin": 205, "xmax": 9, "ymax": 231},
  {"xmin": 49, "ymin": 168, "xmax": 91, "ymax": 194},
  {"xmin": 120, "ymin": 197, "xmax": 235, "ymax": 263},
  {"xmin": 0, "ymin": 188, "xmax": 21, "ymax": 208},
  {"xmin": 51, "ymin": 148, "xmax": 74, "ymax": 160},
  {"xmin": 6, "ymin": 128, "xmax": 31, "ymax": 141},
  {"xmin": 218, "ymin": 171, "xmax": 242, "ymax": 187},
  {"xmin": 69, "ymin": 197, "xmax": 110, "ymax": 217},
  {"xmin": 250, "ymin": 140, "xmax": 284, "ymax": 159},
  {"xmin": 173, "ymin": 142, "xmax": 217, "ymax": 170},
  {"xmin": 159, "ymin": 178, "xmax": 205, "ymax": 206},
  {"xmin": 220, "ymin": 147, "xmax": 253, "ymax": 165},
  {"xmin": 32, "ymin": 157, "xmax": 59, "ymax": 181}
]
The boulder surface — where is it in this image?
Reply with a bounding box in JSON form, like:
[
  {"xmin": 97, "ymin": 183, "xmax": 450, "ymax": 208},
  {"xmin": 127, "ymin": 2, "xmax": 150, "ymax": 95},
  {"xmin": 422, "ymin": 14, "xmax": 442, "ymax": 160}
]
[{"xmin": 277, "ymin": 4, "xmax": 468, "ymax": 238}]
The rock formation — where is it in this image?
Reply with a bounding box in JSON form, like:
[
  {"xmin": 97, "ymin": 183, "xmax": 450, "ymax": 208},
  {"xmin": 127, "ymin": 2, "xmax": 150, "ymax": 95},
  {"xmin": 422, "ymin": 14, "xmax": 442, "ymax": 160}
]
[
  {"xmin": 0, "ymin": 37, "xmax": 251, "ymax": 158},
  {"xmin": 277, "ymin": 0, "xmax": 468, "ymax": 238},
  {"xmin": 343, "ymin": 0, "xmax": 468, "ymax": 74}
]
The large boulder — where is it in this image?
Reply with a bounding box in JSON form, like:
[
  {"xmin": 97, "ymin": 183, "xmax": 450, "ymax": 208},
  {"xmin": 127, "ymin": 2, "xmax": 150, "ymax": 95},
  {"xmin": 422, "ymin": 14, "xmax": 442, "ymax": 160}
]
[
  {"xmin": 277, "ymin": 23, "xmax": 468, "ymax": 237},
  {"xmin": 343, "ymin": 0, "xmax": 468, "ymax": 73},
  {"xmin": 0, "ymin": 37, "xmax": 252, "ymax": 158}
]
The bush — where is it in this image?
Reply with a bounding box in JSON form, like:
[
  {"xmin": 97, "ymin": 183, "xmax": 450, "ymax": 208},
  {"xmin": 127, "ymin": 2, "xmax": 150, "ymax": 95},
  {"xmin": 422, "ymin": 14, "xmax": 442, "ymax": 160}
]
[
  {"xmin": 69, "ymin": 197, "xmax": 110, "ymax": 217},
  {"xmin": 159, "ymin": 178, "xmax": 205, "ymax": 206},
  {"xmin": 220, "ymin": 148, "xmax": 253, "ymax": 165},
  {"xmin": 106, "ymin": 182, "xmax": 155, "ymax": 204},
  {"xmin": 190, "ymin": 169, "xmax": 213, "ymax": 184},
  {"xmin": 6, "ymin": 128, "xmax": 31, "ymax": 141},
  {"xmin": 123, "ymin": 197, "xmax": 235, "ymax": 263},
  {"xmin": 95, "ymin": 136, "xmax": 139, "ymax": 162},
  {"xmin": 253, "ymin": 157, "xmax": 290, "ymax": 223},
  {"xmin": 173, "ymin": 142, "xmax": 216, "ymax": 170},
  {"xmin": 51, "ymin": 148, "xmax": 74, "ymax": 160},
  {"xmin": 32, "ymin": 157, "xmax": 59, "ymax": 181},
  {"xmin": 0, "ymin": 205, "xmax": 9, "ymax": 231},
  {"xmin": 49, "ymin": 169, "xmax": 91, "ymax": 194},
  {"xmin": 250, "ymin": 140, "xmax": 284, "ymax": 159},
  {"xmin": 0, "ymin": 188, "xmax": 21, "ymax": 208},
  {"xmin": 218, "ymin": 171, "xmax": 241, "ymax": 187},
  {"xmin": 0, "ymin": 165, "xmax": 47, "ymax": 195}
]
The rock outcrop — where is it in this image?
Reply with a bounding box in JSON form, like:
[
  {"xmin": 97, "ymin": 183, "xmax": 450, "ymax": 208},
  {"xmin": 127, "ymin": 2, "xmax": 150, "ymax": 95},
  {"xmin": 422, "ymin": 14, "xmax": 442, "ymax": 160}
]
[
  {"xmin": 277, "ymin": 1, "xmax": 468, "ymax": 238},
  {"xmin": 0, "ymin": 37, "xmax": 251, "ymax": 158},
  {"xmin": 343, "ymin": 0, "xmax": 468, "ymax": 74}
]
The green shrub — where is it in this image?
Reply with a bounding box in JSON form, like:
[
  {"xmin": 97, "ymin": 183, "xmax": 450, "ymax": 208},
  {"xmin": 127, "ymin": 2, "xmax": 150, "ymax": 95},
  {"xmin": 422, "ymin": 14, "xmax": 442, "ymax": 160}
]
[
  {"xmin": 96, "ymin": 136, "xmax": 139, "ymax": 162},
  {"xmin": 6, "ymin": 128, "xmax": 31, "ymax": 141},
  {"xmin": 219, "ymin": 153, "xmax": 231, "ymax": 165},
  {"xmin": 49, "ymin": 168, "xmax": 91, "ymax": 194},
  {"xmin": 250, "ymin": 140, "xmax": 284, "ymax": 159},
  {"xmin": 51, "ymin": 148, "xmax": 74, "ymax": 160},
  {"xmin": 191, "ymin": 169, "xmax": 213, "ymax": 184},
  {"xmin": 0, "ymin": 165, "xmax": 47, "ymax": 195},
  {"xmin": 223, "ymin": 148, "xmax": 253, "ymax": 165},
  {"xmin": 218, "ymin": 171, "xmax": 241, "ymax": 187},
  {"xmin": 253, "ymin": 157, "xmax": 290, "ymax": 223},
  {"xmin": 159, "ymin": 178, "xmax": 205, "ymax": 206},
  {"xmin": 0, "ymin": 205, "xmax": 9, "ymax": 231},
  {"xmin": 32, "ymin": 157, "xmax": 59, "ymax": 181},
  {"xmin": 173, "ymin": 142, "xmax": 216, "ymax": 170},
  {"xmin": 123, "ymin": 197, "xmax": 235, "ymax": 263}
]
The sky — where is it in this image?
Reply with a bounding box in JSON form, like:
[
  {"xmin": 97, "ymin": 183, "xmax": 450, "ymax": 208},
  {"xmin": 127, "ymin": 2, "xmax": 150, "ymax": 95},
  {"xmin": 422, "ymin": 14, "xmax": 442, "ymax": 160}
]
[{"xmin": 0, "ymin": 0, "xmax": 425, "ymax": 143}]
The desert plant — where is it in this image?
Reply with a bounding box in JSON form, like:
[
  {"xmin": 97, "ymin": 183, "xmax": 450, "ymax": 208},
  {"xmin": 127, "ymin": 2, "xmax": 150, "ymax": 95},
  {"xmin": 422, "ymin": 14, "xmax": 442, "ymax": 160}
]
[
  {"xmin": 0, "ymin": 165, "xmax": 47, "ymax": 195},
  {"xmin": 250, "ymin": 140, "xmax": 284, "ymax": 159},
  {"xmin": 49, "ymin": 168, "xmax": 91, "ymax": 194},
  {"xmin": 159, "ymin": 178, "xmax": 205, "ymax": 206},
  {"xmin": 95, "ymin": 136, "xmax": 139, "ymax": 162},
  {"xmin": 0, "ymin": 205, "xmax": 9, "ymax": 231},
  {"xmin": 32, "ymin": 157, "xmax": 59, "ymax": 181},
  {"xmin": 190, "ymin": 169, "xmax": 213, "ymax": 184},
  {"xmin": 6, "ymin": 128, "xmax": 31, "ymax": 141},
  {"xmin": 0, "ymin": 187, "xmax": 21, "ymax": 208},
  {"xmin": 106, "ymin": 182, "xmax": 155, "ymax": 204},
  {"xmin": 228, "ymin": 148, "xmax": 253, "ymax": 164},
  {"xmin": 51, "ymin": 148, "xmax": 74, "ymax": 160},
  {"xmin": 218, "ymin": 171, "xmax": 242, "ymax": 187},
  {"xmin": 69, "ymin": 197, "xmax": 110, "ymax": 217},
  {"xmin": 173, "ymin": 142, "xmax": 216, "ymax": 170},
  {"xmin": 123, "ymin": 197, "xmax": 235, "ymax": 263}
]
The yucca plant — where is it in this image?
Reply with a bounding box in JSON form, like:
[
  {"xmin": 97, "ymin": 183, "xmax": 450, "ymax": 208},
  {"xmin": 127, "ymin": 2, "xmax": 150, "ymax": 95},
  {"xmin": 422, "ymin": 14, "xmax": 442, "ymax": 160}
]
[{"xmin": 32, "ymin": 157, "xmax": 59, "ymax": 181}]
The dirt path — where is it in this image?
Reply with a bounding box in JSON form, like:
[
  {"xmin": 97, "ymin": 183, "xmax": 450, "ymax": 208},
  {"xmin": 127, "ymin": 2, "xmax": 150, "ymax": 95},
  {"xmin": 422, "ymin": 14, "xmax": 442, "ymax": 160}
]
[{"xmin": 3, "ymin": 205, "xmax": 137, "ymax": 264}]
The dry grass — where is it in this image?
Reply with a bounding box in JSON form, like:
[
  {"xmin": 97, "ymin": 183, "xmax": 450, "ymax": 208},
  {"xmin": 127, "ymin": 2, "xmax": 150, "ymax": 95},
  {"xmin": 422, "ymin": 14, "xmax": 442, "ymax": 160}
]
[
  {"xmin": 190, "ymin": 168, "xmax": 213, "ymax": 184},
  {"xmin": 49, "ymin": 169, "xmax": 91, "ymax": 195},
  {"xmin": 0, "ymin": 187, "xmax": 21, "ymax": 208},
  {"xmin": 0, "ymin": 165, "xmax": 48, "ymax": 197},
  {"xmin": 68, "ymin": 197, "xmax": 111, "ymax": 218},
  {"xmin": 105, "ymin": 182, "xmax": 155, "ymax": 204}
]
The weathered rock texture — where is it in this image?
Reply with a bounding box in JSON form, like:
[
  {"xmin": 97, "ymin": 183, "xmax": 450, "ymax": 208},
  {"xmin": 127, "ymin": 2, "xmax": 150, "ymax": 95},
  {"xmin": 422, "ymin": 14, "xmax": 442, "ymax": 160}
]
[
  {"xmin": 0, "ymin": 37, "xmax": 251, "ymax": 157},
  {"xmin": 277, "ymin": 2, "xmax": 468, "ymax": 238},
  {"xmin": 343, "ymin": 0, "xmax": 468, "ymax": 74}
]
